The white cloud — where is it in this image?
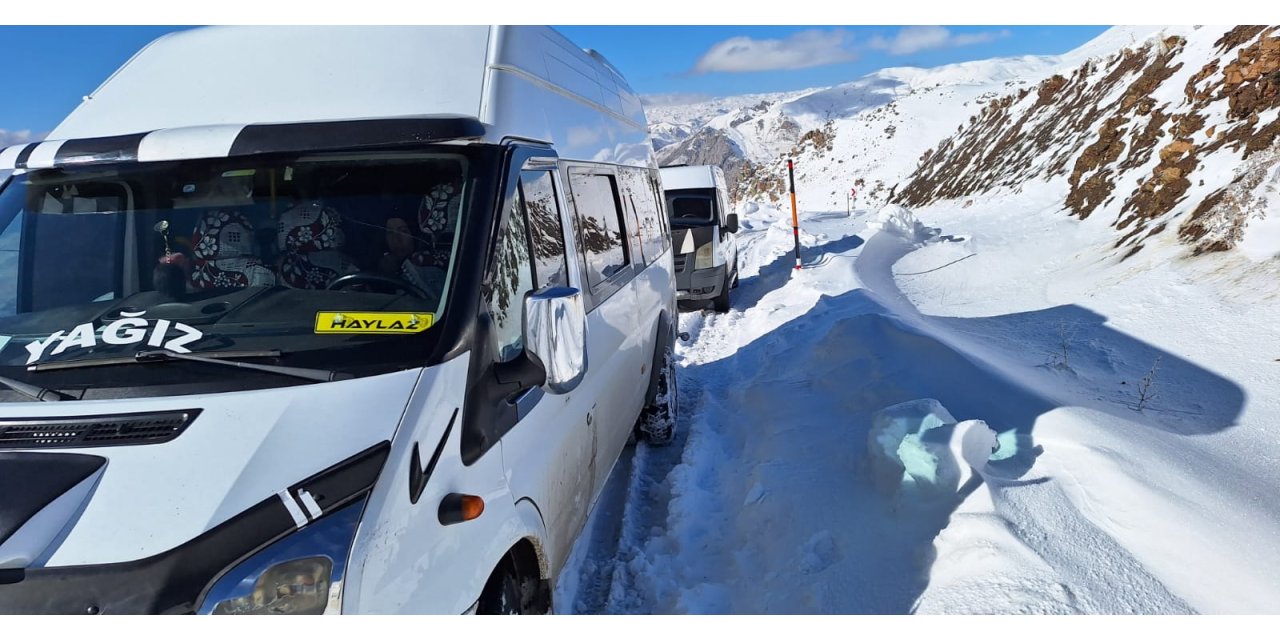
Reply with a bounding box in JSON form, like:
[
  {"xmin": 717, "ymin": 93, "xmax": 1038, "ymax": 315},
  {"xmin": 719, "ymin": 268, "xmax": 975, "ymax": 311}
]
[
  {"xmin": 641, "ymin": 92, "xmax": 714, "ymax": 107},
  {"xmin": 953, "ymin": 29, "xmax": 1012, "ymax": 47},
  {"xmin": 692, "ymin": 29, "xmax": 856, "ymax": 74},
  {"xmin": 0, "ymin": 129, "xmax": 37, "ymax": 147},
  {"xmin": 868, "ymin": 26, "xmax": 1011, "ymax": 56}
]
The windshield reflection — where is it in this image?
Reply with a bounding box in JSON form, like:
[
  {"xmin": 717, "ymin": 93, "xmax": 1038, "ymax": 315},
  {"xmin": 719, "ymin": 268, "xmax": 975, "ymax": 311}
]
[{"xmin": 0, "ymin": 149, "xmax": 483, "ymax": 380}]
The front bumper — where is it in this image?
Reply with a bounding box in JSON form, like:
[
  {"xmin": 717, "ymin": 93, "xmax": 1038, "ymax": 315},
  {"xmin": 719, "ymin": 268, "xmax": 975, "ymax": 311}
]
[{"xmin": 675, "ymin": 259, "xmax": 726, "ymax": 301}]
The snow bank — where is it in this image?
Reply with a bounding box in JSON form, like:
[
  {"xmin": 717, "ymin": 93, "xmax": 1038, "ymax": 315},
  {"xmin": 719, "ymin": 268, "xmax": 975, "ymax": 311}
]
[{"xmin": 867, "ymin": 204, "xmax": 939, "ymax": 244}]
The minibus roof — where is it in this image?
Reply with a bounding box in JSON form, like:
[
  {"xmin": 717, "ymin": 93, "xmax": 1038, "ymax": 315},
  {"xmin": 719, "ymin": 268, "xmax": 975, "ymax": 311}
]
[
  {"xmin": 1, "ymin": 26, "xmax": 654, "ymax": 171},
  {"xmin": 660, "ymin": 165, "xmax": 722, "ymax": 192}
]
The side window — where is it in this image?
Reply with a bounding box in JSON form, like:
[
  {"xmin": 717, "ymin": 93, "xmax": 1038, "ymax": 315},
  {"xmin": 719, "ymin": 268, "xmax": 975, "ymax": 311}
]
[
  {"xmin": 31, "ymin": 213, "xmax": 121, "ymax": 311},
  {"xmin": 626, "ymin": 170, "xmax": 663, "ymax": 263},
  {"xmin": 717, "ymin": 189, "xmax": 730, "ymax": 228},
  {"xmin": 520, "ymin": 170, "xmax": 568, "ymax": 290},
  {"xmin": 623, "ymin": 193, "xmax": 646, "ymax": 266},
  {"xmin": 651, "ymin": 176, "xmax": 670, "ymax": 249},
  {"xmin": 568, "ymin": 171, "xmax": 629, "ymax": 287},
  {"xmin": 487, "ymin": 188, "xmax": 534, "ymax": 363},
  {"xmin": 0, "ymin": 211, "xmax": 22, "ymax": 315}
]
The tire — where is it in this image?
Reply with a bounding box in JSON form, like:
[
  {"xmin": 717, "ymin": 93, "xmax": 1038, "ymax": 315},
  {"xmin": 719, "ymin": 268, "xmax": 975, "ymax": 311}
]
[
  {"xmin": 477, "ymin": 559, "xmax": 542, "ymax": 614},
  {"xmin": 730, "ymin": 257, "xmax": 740, "ymax": 289},
  {"xmin": 711, "ymin": 275, "xmax": 731, "ymax": 313},
  {"xmin": 638, "ymin": 342, "xmax": 678, "ymax": 446}
]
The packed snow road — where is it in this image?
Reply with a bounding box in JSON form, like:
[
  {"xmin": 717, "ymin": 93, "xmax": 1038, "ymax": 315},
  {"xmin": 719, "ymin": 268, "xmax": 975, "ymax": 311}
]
[{"xmin": 554, "ymin": 200, "xmax": 1280, "ymax": 614}]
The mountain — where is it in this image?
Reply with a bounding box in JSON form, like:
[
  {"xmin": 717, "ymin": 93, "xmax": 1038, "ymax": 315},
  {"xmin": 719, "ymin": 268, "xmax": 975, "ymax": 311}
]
[
  {"xmin": 894, "ymin": 25, "xmax": 1280, "ymax": 260},
  {"xmin": 646, "ymin": 25, "xmax": 1280, "ymax": 262},
  {"xmin": 646, "ymin": 53, "xmax": 1073, "ymax": 210},
  {"xmin": 645, "ymin": 90, "xmax": 815, "ymax": 193}
]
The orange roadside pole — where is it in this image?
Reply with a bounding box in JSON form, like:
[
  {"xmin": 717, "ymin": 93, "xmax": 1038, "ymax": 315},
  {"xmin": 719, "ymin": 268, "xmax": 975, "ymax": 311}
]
[{"xmin": 788, "ymin": 159, "xmax": 801, "ymax": 270}]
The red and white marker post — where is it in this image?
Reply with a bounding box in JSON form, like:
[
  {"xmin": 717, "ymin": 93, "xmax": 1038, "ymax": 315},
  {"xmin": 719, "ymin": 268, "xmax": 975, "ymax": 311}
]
[{"xmin": 788, "ymin": 159, "xmax": 801, "ymax": 270}]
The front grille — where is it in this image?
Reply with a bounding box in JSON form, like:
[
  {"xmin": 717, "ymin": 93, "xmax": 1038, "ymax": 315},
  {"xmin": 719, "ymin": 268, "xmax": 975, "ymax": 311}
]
[
  {"xmin": 0, "ymin": 410, "xmax": 200, "ymax": 449},
  {"xmin": 673, "ymin": 254, "xmax": 688, "ymax": 271}
]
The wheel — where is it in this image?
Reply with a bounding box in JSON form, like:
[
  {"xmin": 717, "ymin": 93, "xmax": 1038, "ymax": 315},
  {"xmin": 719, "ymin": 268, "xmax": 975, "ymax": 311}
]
[
  {"xmin": 326, "ymin": 271, "xmax": 431, "ymax": 299},
  {"xmin": 476, "ymin": 559, "xmax": 542, "ymax": 614},
  {"xmin": 638, "ymin": 342, "xmax": 678, "ymax": 445},
  {"xmin": 711, "ymin": 274, "xmax": 731, "ymax": 313}
]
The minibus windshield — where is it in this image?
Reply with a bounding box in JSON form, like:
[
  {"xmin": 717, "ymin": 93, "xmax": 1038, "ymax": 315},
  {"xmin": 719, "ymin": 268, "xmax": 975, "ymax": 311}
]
[
  {"xmin": 666, "ymin": 189, "xmax": 717, "ymax": 227},
  {"xmin": 0, "ymin": 149, "xmax": 484, "ymax": 385}
]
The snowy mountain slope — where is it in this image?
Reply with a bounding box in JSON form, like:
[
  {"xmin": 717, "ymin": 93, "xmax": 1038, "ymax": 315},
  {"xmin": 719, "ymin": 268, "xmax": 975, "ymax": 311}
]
[
  {"xmin": 894, "ymin": 25, "xmax": 1280, "ymax": 260},
  {"xmin": 652, "ymin": 25, "xmax": 1280, "ymax": 264},
  {"xmin": 647, "ymin": 91, "xmax": 813, "ymax": 192},
  {"xmin": 648, "ymin": 53, "xmax": 1073, "ymax": 209}
]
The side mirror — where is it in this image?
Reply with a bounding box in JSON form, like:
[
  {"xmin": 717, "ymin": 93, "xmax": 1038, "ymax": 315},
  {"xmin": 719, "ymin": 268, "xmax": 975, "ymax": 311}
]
[
  {"xmin": 523, "ymin": 286, "xmax": 587, "ymax": 394},
  {"xmin": 724, "ymin": 213, "xmax": 739, "ymax": 234}
]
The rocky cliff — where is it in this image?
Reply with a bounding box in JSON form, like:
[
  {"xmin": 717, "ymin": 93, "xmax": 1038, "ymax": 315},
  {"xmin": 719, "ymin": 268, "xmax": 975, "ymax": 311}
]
[{"xmin": 894, "ymin": 26, "xmax": 1280, "ymax": 259}]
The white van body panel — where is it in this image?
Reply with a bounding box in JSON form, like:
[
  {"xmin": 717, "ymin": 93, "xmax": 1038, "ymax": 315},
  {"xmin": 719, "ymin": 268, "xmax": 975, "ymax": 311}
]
[
  {"xmin": 483, "ymin": 28, "xmax": 650, "ymax": 168},
  {"xmin": 0, "ymin": 369, "xmax": 420, "ymax": 567},
  {"xmin": 340, "ymin": 355, "xmax": 540, "ymax": 614},
  {"xmin": 498, "ymin": 162, "xmax": 667, "ymax": 581},
  {"xmin": 496, "ymin": 166, "xmax": 597, "ymax": 578}
]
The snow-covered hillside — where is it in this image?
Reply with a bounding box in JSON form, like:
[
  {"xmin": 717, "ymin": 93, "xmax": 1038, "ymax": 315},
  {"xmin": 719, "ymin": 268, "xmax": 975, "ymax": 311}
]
[
  {"xmin": 895, "ymin": 26, "xmax": 1280, "ymax": 262},
  {"xmin": 650, "ymin": 25, "xmax": 1280, "ymax": 263},
  {"xmin": 554, "ymin": 25, "xmax": 1280, "ymax": 614},
  {"xmin": 647, "ymin": 49, "xmax": 1090, "ymax": 207}
]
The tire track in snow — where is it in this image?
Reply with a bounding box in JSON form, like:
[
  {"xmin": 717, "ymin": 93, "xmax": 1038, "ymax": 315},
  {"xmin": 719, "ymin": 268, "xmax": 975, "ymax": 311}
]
[
  {"xmin": 559, "ymin": 308, "xmax": 730, "ymax": 613},
  {"xmin": 563, "ymin": 221, "xmax": 804, "ymax": 613}
]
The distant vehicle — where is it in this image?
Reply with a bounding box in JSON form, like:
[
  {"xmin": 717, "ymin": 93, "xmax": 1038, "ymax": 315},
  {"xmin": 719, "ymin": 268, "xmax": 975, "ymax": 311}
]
[
  {"xmin": 661, "ymin": 165, "xmax": 739, "ymax": 312},
  {"xmin": 0, "ymin": 25, "xmax": 677, "ymax": 615}
]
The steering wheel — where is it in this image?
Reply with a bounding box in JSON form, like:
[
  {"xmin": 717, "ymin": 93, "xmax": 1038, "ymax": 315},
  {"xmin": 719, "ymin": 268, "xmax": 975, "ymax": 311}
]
[{"xmin": 326, "ymin": 272, "xmax": 431, "ymax": 299}]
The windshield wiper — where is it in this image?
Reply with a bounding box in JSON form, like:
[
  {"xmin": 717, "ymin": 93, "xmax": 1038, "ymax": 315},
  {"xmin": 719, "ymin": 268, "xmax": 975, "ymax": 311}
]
[
  {"xmin": 0, "ymin": 373, "xmax": 69, "ymax": 402},
  {"xmin": 28, "ymin": 349, "xmax": 351, "ymax": 383},
  {"xmin": 136, "ymin": 350, "xmax": 352, "ymax": 382}
]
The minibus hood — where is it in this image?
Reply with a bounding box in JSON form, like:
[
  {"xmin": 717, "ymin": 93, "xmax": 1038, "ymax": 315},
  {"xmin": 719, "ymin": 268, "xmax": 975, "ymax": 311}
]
[{"xmin": 0, "ymin": 368, "xmax": 421, "ymax": 568}]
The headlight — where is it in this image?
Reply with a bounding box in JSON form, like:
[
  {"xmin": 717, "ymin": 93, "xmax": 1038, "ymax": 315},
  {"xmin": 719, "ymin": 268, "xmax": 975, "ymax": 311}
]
[
  {"xmin": 198, "ymin": 499, "xmax": 363, "ymax": 615},
  {"xmin": 694, "ymin": 243, "xmax": 715, "ymax": 270}
]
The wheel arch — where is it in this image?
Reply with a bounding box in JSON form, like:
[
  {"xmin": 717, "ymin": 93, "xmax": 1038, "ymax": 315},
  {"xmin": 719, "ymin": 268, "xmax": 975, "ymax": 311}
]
[
  {"xmin": 511, "ymin": 497, "xmax": 552, "ymax": 580},
  {"xmin": 643, "ymin": 309, "xmax": 674, "ymax": 406}
]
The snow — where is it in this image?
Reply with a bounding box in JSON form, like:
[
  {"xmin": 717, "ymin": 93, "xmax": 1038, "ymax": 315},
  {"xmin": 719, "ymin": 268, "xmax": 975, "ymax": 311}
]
[
  {"xmin": 1234, "ymin": 148, "xmax": 1280, "ymax": 262},
  {"xmin": 875, "ymin": 55, "xmax": 1061, "ymax": 90},
  {"xmin": 555, "ymin": 191, "xmax": 1280, "ymax": 613},
  {"xmin": 556, "ymin": 24, "xmax": 1280, "ymax": 615},
  {"xmin": 867, "ymin": 204, "xmax": 939, "ymax": 244}
]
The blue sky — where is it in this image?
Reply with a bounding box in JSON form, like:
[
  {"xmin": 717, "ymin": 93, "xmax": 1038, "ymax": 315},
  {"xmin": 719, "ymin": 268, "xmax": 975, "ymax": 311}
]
[
  {"xmin": 0, "ymin": 25, "xmax": 1108, "ymax": 144},
  {"xmin": 558, "ymin": 26, "xmax": 1108, "ymax": 101}
]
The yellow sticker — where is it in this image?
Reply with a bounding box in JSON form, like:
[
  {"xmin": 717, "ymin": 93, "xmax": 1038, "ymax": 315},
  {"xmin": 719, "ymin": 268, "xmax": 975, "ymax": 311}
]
[{"xmin": 315, "ymin": 312, "xmax": 434, "ymax": 334}]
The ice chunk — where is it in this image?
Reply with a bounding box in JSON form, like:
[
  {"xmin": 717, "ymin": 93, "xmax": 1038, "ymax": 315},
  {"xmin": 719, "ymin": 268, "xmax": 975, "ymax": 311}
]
[
  {"xmin": 870, "ymin": 399, "xmax": 1008, "ymax": 504},
  {"xmin": 867, "ymin": 400, "xmax": 998, "ymax": 508},
  {"xmin": 868, "ymin": 399, "xmax": 958, "ymax": 503}
]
